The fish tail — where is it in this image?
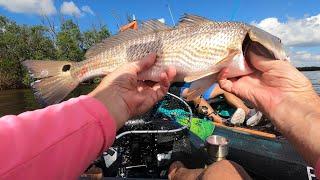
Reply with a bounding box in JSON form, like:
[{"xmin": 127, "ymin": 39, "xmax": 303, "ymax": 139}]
[{"xmin": 22, "ymin": 60, "xmax": 79, "ymax": 106}]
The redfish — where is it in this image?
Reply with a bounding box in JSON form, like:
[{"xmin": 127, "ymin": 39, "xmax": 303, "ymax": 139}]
[{"xmin": 23, "ymin": 14, "xmax": 288, "ymax": 105}]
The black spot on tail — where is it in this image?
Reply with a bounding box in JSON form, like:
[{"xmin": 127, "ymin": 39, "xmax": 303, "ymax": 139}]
[{"xmin": 62, "ymin": 64, "xmax": 71, "ymax": 72}]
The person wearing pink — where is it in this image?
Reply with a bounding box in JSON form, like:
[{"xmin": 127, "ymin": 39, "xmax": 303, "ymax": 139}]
[
  {"xmin": 0, "ymin": 96, "xmax": 116, "ymax": 179},
  {"xmin": 1, "ymin": 50, "xmax": 320, "ymax": 180},
  {"xmin": 0, "ymin": 53, "xmax": 176, "ymax": 179}
]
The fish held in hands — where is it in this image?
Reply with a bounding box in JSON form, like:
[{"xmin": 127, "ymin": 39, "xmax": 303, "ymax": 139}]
[{"xmin": 23, "ymin": 14, "xmax": 288, "ymax": 105}]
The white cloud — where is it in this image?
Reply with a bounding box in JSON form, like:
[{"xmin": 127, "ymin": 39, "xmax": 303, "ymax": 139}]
[
  {"xmin": 253, "ymin": 13, "xmax": 320, "ymax": 47},
  {"xmin": 60, "ymin": 1, "xmax": 82, "ymax": 17},
  {"xmin": 289, "ymin": 50, "xmax": 320, "ymax": 67},
  {"xmin": 292, "ymin": 51, "xmax": 320, "ymax": 61},
  {"xmin": 60, "ymin": 2, "xmax": 95, "ymax": 17},
  {"xmin": 0, "ymin": 0, "xmax": 56, "ymax": 15},
  {"xmin": 81, "ymin": 5, "xmax": 94, "ymax": 16},
  {"xmin": 158, "ymin": 18, "xmax": 165, "ymax": 24}
]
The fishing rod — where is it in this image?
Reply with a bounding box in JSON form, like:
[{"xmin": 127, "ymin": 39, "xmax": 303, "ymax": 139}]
[{"xmin": 166, "ymin": 3, "xmax": 175, "ymax": 26}]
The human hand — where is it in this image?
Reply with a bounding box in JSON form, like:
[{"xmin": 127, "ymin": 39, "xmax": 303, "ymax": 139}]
[
  {"xmin": 89, "ymin": 53, "xmax": 176, "ymax": 130},
  {"xmin": 218, "ymin": 46, "xmax": 319, "ymax": 124},
  {"xmin": 218, "ymin": 43, "xmax": 320, "ymax": 167}
]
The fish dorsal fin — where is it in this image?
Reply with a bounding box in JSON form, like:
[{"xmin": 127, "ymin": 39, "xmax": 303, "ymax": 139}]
[
  {"xmin": 86, "ymin": 22, "xmax": 169, "ymax": 59},
  {"xmin": 140, "ymin": 19, "xmax": 170, "ymax": 32},
  {"xmin": 85, "ymin": 29, "xmax": 139, "ymax": 58},
  {"xmin": 184, "ymin": 70, "xmax": 216, "ymax": 82},
  {"xmin": 178, "ymin": 14, "xmax": 212, "ymax": 27},
  {"xmin": 85, "ymin": 20, "xmax": 171, "ymax": 59}
]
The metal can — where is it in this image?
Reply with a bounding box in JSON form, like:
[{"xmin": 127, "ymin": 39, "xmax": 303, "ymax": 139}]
[{"xmin": 205, "ymin": 135, "xmax": 229, "ymax": 163}]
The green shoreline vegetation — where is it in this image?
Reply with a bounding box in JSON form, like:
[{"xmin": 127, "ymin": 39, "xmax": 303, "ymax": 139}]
[
  {"xmin": 296, "ymin": 66, "xmax": 320, "ymax": 71},
  {"xmin": 0, "ymin": 16, "xmax": 110, "ymax": 90}
]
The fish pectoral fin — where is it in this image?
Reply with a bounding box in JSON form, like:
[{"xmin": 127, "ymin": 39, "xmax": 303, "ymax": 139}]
[
  {"xmin": 185, "ymin": 74, "xmax": 218, "ymax": 101},
  {"xmin": 227, "ymin": 48, "xmax": 241, "ymax": 58},
  {"xmin": 184, "ymin": 49, "xmax": 240, "ymax": 83},
  {"xmin": 184, "ymin": 70, "xmax": 215, "ymax": 82},
  {"xmin": 185, "ymin": 87, "xmax": 206, "ymax": 101},
  {"xmin": 209, "ymin": 48, "xmax": 242, "ymax": 74},
  {"xmin": 214, "ymin": 48, "xmax": 241, "ymax": 67}
]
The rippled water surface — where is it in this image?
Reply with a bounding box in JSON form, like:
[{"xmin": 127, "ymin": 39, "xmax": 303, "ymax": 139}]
[
  {"xmin": 0, "ymin": 85, "xmax": 95, "ymax": 116},
  {"xmin": 0, "ymin": 71, "xmax": 319, "ymax": 116},
  {"xmin": 302, "ymin": 71, "xmax": 320, "ymax": 94}
]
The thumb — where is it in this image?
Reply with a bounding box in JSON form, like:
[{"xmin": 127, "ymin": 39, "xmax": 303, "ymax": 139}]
[
  {"xmin": 218, "ymin": 69, "xmax": 239, "ymax": 95},
  {"xmin": 218, "ymin": 78, "xmax": 242, "ymax": 96},
  {"xmin": 218, "ymin": 68, "xmax": 252, "ymax": 100}
]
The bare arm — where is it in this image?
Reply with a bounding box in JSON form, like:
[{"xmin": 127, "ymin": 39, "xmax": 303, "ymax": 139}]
[
  {"xmin": 218, "ymin": 49, "xmax": 320, "ymax": 166},
  {"xmin": 272, "ymin": 89, "xmax": 320, "ymax": 166}
]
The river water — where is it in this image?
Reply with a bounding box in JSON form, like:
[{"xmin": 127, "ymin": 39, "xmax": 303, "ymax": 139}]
[{"xmin": 0, "ymin": 71, "xmax": 319, "ymax": 116}]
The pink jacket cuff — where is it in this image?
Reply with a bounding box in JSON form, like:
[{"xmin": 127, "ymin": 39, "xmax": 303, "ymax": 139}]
[{"xmin": 0, "ymin": 95, "xmax": 116, "ymax": 179}]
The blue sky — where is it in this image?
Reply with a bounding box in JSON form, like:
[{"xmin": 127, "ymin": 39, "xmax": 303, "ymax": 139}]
[{"xmin": 0, "ymin": 0, "xmax": 320, "ymax": 66}]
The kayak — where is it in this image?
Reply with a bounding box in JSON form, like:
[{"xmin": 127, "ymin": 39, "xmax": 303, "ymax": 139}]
[
  {"xmin": 82, "ymin": 93, "xmax": 315, "ymax": 180},
  {"xmin": 200, "ymin": 126, "xmax": 313, "ymax": 179}
]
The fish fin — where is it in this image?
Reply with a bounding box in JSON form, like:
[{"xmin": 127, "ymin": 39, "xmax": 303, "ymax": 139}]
[
  {"xmin": 209, "ymin": 48, "xmax": 241, "ymax": 73},
  {"xmin": 22, "ymin": 60, "xmax": 74, "ymax": 78},
  {"xmin": 22, "ymin": 60, "xmax": 79, "ymax": 106},
  {"xmin": 185, "ymin": 87, "xmax": 206, "ymax": 101},
  {"xmin": 184, "ymin": 49, "xmax": 240, "ymax": 82},
  {"xmin": 178, "ymin": 14, "xmax": 212, "ymax": 27},
  {"xmin": 184, "ymin": 70, "xmax": 216, "ymax": 82},
  {"xmin": 85, "ymin": 29, "xmax": 139, "ymax": 58},
  {"xmin": 85, "ymin": 42, "xmax": 104, "ymax": 59},
  {"xmin": 140, "ymin": 19, "xmax": 170, "ymax": 31},
  {"xmin": 185, "ymin": 74, "xmax": 218, "ymax": 101},
  {"xmin": 216, "ymin": 48, "xmax": 241, "ymax": 66},
  {"xmin": 85, "ymin": 20, "xmax": 170, "ymax": 59}
]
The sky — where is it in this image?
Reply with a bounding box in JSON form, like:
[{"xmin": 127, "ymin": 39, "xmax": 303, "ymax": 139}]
[{"xmin": 0, "ymin": 0, "xmax": 320, "ymax": 67}]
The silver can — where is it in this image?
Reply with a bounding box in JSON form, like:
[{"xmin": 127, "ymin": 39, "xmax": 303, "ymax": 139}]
[{"xmin": 205, "ymin": 135, "xmax": 229, "ymax": 163}]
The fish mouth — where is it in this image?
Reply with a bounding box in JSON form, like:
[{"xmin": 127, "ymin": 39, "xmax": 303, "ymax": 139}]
[{"xmin": 242, "ymin": 34, "xmax": 276, "ymax": 60}]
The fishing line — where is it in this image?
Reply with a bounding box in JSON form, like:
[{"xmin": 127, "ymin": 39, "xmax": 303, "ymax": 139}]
[
  {"xmin": 116, "ymin": 92, "xmax": 192, "ymax": 139},
  {"xmin": 230, "ymin": 0, "xmax": 241, "ymax": 21}
]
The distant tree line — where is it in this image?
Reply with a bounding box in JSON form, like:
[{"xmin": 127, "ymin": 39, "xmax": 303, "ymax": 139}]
[
  {"xmin": 0, "ymin": 16, "xmax": 110, "ymax": 90},
  {"xmin": 297, "ymin": 66, "xmax": 320, "ymax": 71}
]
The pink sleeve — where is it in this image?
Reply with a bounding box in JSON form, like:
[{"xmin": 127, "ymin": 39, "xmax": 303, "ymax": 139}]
[
  {"xmin": 0, "ymin": 95, "xmax": 116, "ymax": 179},
  {"xmin": 316, "ymin": 158, "xmax": 320, "ymax": 178}
]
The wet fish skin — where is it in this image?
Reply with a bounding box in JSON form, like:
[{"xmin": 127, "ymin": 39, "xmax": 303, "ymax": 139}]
[
  {"xmin": 22, "ymin": 14, "xmax": 288, "ymax": 105},
  {"xmin": 73, "ymin": 21, "xmax": 248, "ymax": 82}
]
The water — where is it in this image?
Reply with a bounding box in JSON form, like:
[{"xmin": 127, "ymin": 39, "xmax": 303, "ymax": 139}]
[
  {"xmin": 0, "ymin": 71, "xmax": 319, "ymax": 116},
  {"xmin": 0, "ymin": 85, "xmax": 95, "ymax": 116},
  {"xmin": 302, "ymin": 71, "xmax": 320, "ymax": 93}
]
